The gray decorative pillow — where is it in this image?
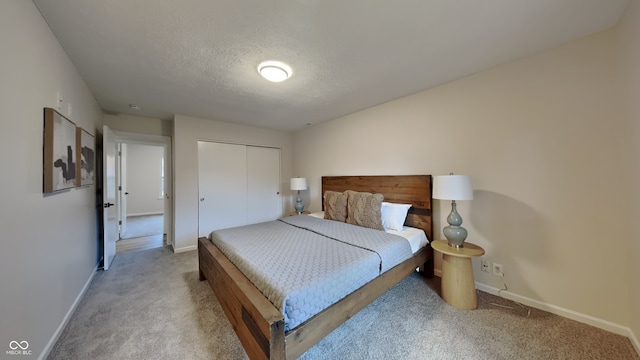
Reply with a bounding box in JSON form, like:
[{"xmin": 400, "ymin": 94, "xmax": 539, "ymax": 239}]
[
  {"xmin": 345, "ymin": 190, "xmax": 384, "ymax": 230},
  {"xmin": 324, "ymin": 191, "xmax": 348, "ymax": 222}
]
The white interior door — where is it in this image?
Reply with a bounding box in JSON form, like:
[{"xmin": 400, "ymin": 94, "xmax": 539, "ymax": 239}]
[
  {"xmin": 247, "ymin": 146, "xmax": 281, "ymax": 224},
  {"xmin": 118, "ymin": 143, "xmax": 128, "ymax": 237},
  {"xmin": 161, "ymin": 146, "xmax": 172, "ymax": 245},
  {"xmin": 102, "ymin": 125, "xmax": 118, "ymax": 270},
  {"xmin": 198, "ymin": 141, "xmax": 248, "ymax": 237}
]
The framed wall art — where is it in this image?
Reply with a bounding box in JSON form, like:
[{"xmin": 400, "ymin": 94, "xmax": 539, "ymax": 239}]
[
  {"xmin": 76, "ymin": 127, "xmax": 95, "ymax": 187},
  {"xmin": 43, "ymin": 107, "xmax": 77, "ymax": 193}
]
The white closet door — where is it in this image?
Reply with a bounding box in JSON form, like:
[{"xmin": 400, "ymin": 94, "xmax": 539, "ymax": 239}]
[
  {"xmin": 247, "ymin": 146, "xmax": 281, "ymax": 224},
  {"xmin": 198, "ymin": 142, "xmax": 247, "ymax": 237}
]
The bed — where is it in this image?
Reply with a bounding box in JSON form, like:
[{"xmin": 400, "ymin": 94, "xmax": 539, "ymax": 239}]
[{"xmin": 198, "ymin": 175, "xmax": 433, "ymax": 359}]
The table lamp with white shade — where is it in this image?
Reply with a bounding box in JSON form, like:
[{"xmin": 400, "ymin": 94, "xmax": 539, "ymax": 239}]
[
  {"xmin": 433, "ymin": 174, "xmax": 474, "ymax": 248},
  {"xmin": 290, "ymin": 177, "xmax": 308, "ymax": 214}
]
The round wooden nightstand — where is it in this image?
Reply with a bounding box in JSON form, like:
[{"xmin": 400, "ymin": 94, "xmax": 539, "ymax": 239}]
[{"xmin": 431, "ymin": 239, "xmax": 485, "ymax": 310}]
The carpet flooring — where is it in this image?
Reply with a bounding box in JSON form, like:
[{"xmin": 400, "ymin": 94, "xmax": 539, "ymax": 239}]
[
  {"xmin": 120, "ymin": 214, "xmax": 164, "ymax": 239},
  {"xmin": 47, "ymin": 247, "xmax": 639, "ymax": 360}
]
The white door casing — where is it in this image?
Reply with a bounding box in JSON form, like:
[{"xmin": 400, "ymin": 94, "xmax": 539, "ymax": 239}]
[
  {"xmin": 110, "ymin": 131, "xmax": 173, "ymax": 247},
  {"xmin": 118, "ymin": 143, "xmax": 128, "ymax": 237},
  {"xmin": 102, "ymin": 125, "xmax": 118, "ymax": 270}
]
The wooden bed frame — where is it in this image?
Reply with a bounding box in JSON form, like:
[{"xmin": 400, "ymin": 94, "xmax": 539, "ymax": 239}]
[{"xmin": 198, "ymin": 175, "xmax": 433, "ymax": 359}]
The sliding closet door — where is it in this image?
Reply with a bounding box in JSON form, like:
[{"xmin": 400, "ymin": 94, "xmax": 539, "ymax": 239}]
[
  {"xmin": 247, "ymin": 146, "xmax": 281, "ymax": 224},
  {"xmin": 198, "ymin": 142, "xmax": 247, "ymax": 237}
]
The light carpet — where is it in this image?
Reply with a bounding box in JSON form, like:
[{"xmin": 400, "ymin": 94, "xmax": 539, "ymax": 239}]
[
  {"xmin": 120, "ymin": 214, "xmax": 164, "ymax": 239},
  {"xmin": 47, "ymin": 247, "xmax": 639, "ymax": 360}
]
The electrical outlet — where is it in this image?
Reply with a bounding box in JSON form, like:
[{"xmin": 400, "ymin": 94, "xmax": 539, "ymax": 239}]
[
  {"xmin": 481, "ymin": 260, "xmax": 490, "ymax": 273},
  {"xmin": 493, "ymin": 263, "xmax": 504, "ymax": 276}
]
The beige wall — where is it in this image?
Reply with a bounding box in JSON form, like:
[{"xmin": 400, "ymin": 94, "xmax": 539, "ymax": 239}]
[
  {"xmin": 124, "ymin": 143, "xmax": 165, "ymax": 215},
  {"xmin": 0, "ymin": 1, "xmax": 102, "ymax": 358},
  {"xmin": 173, "ymin": 114, "xmax": 293, "ymax": 251},
  {"xmin": 617, "ymin": 0, "xmax": 640, "ymax": 349},
  {"xmin": 103, "ymin": 113, "xmax": 172, "ymax": 137},
  {"xmin": 293, "ymin": 26, "xmax": 635, "ymax": 336}
]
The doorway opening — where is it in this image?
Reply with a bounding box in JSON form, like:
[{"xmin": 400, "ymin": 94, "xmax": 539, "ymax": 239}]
[{"xmin": 112, "ymin": 132, "xmax": 172, "ymax": 254}]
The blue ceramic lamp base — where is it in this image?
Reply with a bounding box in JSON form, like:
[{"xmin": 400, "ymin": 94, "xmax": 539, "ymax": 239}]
[
  {"xmin": 443, "ymin": 200, "xmax": 468, "ymax": 248},
  {"xmin": 295, "ymin": 190, "xmax": 305, "ymax": 214}
]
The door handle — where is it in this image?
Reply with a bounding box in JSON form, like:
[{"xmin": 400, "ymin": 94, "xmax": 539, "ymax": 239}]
[
  {"xmin": 104, "ymin": 203, "xmax": 115, "ymax": 208},
  {"xmin": 125, "ymin": 192, "xmax": 129, "ymax": 195},
  {"xmin": 200, "ymin": 198, "xmax": 205, "ymax": 202}
]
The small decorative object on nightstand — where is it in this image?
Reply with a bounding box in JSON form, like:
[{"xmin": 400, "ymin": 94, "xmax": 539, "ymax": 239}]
[
  {"xmin": 433, "ymin": 174, "xmax": 473, "ymax": 248},
  {"xmin": 290, "ymin": 177, "xmax": 308, "ymax": 214},
  {"xmin": 431, "ymin": 239, "xmax": 485, "ymax": 310}
]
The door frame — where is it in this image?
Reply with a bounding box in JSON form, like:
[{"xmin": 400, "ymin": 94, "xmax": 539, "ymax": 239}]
[
  {"xmin": 117, "ymin": 142, "xmax": 128, "ymax": 237},
  {"xmin": 113, "ymin": 131, "xmax": 173, "ymax": 248},
  {"xmin": 102, "ymin": 125, "xmax": 118, "ymax": 270}
]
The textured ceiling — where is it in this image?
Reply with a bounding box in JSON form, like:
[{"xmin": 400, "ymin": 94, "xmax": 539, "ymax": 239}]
[{"xmin": 33, "ymin": 0, "xmax": 629, "ymax": 132}]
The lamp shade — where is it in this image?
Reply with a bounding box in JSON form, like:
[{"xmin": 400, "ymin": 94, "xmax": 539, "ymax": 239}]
[
  {"xmin": 433, "ymin": 175, "xmax": 473, "ymax": 200},
  {"xmin": 290, "ymin": 177, "xmax": 307, "ymax": 191}
]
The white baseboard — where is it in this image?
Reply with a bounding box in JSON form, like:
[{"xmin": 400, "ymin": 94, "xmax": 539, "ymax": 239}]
[
  {"xmin": 630, "ymin": 328, "xmax": 640, "ymax": 356},
  {"xmin": 173, "ymin": 244, "xmax": 197, "ymax": 253},
  {"xmin": 127, "ymin": 211, "xmax": 163, "ymax": 217},
  {"xmin": 475, "ymin": 282, "xmax": 639, "ymax": 353},
  {"xmin": 39, "ymin": 265, "xmax": 98, "ymax": 360}
]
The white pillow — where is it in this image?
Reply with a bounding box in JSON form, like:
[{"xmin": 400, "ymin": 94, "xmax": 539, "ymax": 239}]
[{"xmin": 380, "ymin": 202, "xmax": 412, "ymax": 231}]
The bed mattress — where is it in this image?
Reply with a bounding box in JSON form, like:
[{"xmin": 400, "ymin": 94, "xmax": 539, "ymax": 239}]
[
  {"xmin": 309, "ymin": 211, "xmax": 429, "ymax": 253},
  {"xmin": 209, "ymin": 215, "xmax": 413, "ymax": 331}
]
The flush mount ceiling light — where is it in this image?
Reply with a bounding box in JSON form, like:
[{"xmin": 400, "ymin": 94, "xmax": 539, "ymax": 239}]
[{"xmin": 257, "ymin": 61, "xmax": 292, "ymax": 82}]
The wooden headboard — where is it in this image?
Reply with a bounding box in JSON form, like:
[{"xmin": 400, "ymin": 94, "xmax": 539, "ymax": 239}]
[{"xmin": 321, "ymin": 175, "xmax": 433, "ymax": 241}]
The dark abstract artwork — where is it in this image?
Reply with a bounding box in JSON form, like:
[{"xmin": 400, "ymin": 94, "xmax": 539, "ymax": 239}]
[
  {"xmin": 44, "ymin": 108, "xmax": 77, "ymax": 193},
  {"xmin": 76, "ymin": 128, "xmax": 95, "ymax": 186}
]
